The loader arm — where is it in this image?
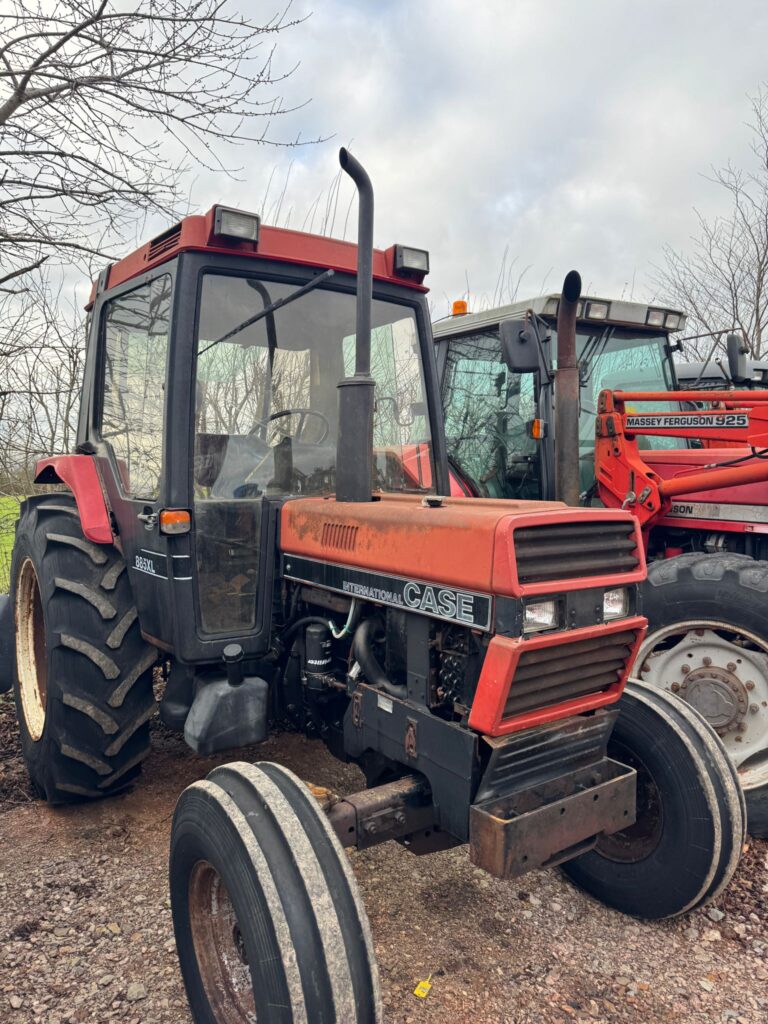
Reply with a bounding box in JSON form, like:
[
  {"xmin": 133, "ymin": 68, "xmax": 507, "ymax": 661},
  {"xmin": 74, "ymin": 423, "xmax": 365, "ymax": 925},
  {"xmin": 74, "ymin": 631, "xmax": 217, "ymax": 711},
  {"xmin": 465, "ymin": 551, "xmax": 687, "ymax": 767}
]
[{"xmin": 594, "ymin": 388, "xmax": 768, "ymax": 529}]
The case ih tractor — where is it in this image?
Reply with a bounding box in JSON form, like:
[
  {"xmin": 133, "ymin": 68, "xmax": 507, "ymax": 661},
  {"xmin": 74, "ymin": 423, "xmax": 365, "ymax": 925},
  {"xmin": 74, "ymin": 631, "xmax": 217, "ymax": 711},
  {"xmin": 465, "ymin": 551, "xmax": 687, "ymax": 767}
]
[
  {"xmin": 2, "ymin": 154, "xmax": 745, "ymax": 1022},
  {"xmin": 434, "ymin": 280, "xmax": 768, "ymax": 835}
]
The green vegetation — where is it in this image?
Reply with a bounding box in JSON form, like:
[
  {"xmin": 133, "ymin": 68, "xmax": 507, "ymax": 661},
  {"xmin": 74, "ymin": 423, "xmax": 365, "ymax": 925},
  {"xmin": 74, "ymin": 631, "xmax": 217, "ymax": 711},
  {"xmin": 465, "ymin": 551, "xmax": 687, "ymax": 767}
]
[{"xmin": 0, "ymin": 496, "xmax": 20, "ymax": 594}]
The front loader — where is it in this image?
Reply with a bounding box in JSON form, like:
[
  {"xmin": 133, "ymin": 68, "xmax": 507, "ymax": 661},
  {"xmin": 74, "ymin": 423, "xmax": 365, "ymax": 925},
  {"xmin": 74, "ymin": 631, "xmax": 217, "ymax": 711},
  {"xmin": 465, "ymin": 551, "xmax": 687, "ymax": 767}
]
[
  {"xmin": 4, "ymin": 154, "xmax": 744, "ymax": 1023},
  {"xmin": 434, "ymin": 284, "xmax": 768, "ymax": 834}
]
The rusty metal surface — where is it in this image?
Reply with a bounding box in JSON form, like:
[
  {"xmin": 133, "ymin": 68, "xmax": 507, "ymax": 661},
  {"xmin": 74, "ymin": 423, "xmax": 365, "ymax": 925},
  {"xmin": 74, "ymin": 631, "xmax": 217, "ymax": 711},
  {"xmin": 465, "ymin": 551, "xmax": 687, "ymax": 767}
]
[
  {"xmin": 469, "ymin": 757, "xmax": 636, "ymax": 879},
  {"xmin": 326, "ymin": 774, "xmax": 436, "ymax": 849}
]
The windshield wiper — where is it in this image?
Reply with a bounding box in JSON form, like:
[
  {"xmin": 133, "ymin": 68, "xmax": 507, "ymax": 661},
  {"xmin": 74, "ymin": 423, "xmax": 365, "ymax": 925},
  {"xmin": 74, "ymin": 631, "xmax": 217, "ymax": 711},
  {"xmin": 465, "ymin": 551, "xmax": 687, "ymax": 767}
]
[{"xmin": 198, "ymin": 267, "xmax": 335, "ymax": 356}]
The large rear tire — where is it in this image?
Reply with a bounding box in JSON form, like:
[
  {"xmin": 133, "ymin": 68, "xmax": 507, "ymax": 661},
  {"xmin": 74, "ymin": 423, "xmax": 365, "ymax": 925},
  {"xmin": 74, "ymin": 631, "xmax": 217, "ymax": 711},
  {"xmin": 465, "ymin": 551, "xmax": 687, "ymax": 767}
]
[
  {"xmin": 639, "ymin": 552, "xmax": 768, "ymax": 837},
  {"xmin": 562, "ymin": 679, "xmax": 744, "ymax": 919},
  {"xmin": 170, "ymin": 761, "xmax": 381, "ymax": 1024},
  {"xmin": 10, "ymin": 494, "xmax": 157, "ymax": 802}
]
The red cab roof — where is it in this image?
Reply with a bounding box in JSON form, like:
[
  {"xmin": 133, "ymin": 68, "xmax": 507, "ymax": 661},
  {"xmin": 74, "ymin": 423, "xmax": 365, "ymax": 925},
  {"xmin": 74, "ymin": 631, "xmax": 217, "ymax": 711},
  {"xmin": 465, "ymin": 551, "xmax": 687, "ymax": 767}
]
[{"xmin": 89, "ymin": 207, "xmax": 428, "ymax": 305}]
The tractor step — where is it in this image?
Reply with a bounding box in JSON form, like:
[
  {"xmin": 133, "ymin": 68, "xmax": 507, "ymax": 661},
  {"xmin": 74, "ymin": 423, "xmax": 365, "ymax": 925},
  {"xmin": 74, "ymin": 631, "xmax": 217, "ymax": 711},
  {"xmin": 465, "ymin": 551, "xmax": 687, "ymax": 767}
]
[{"xmin": 469, "ymin": 757, "xmax": 636, "ymax": 879}]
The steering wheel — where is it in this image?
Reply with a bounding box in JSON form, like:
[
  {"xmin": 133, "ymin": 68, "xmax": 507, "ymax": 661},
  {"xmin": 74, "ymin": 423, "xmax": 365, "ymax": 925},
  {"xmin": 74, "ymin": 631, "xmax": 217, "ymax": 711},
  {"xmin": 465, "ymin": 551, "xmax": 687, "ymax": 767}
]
[{"xmin": 248, "ymin": 408, "xmax": 330, "ymax": 445}]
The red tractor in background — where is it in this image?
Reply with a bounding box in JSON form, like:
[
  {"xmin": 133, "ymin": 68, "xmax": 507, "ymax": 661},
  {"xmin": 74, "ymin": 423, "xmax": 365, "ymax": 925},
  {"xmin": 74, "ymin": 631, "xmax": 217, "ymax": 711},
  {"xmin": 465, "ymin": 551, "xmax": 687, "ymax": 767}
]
[
  {"xmin": 434, "ymin": 281, "xmax": 768, "ymax": 835},
  {"xmin": 0, "ymin": 152, "xmax": 746, "ymax": 1022}
]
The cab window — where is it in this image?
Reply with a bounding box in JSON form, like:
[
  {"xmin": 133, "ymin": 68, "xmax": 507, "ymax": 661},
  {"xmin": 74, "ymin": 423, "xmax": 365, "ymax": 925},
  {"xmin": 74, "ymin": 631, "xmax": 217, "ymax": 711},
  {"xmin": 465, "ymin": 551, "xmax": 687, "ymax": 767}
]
[{"xmin": 100, "ymin": 276, "xmax": 171, "ymax": 500}]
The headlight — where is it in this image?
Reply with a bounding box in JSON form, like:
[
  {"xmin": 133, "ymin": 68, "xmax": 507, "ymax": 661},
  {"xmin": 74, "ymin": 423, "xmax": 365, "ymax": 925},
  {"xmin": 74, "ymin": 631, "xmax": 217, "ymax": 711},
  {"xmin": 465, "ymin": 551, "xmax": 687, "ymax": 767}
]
[
  {"xmin": 523, "ymin": 599, "xmax": 558, "ymax": 634},
  {"xmin": 213, "ymin": 206, "xmax": 260, "ymax": 242},
  {"xmin": 603, "ymin": 587, "xmax": 629, "ymax": 621},
  {"xmin": 394, "ymin": 244, "xmax": 430, "ymax": 274},
  {"xmin": 586, "ymin": 301, "xmax": 609, "ymax": 320}
]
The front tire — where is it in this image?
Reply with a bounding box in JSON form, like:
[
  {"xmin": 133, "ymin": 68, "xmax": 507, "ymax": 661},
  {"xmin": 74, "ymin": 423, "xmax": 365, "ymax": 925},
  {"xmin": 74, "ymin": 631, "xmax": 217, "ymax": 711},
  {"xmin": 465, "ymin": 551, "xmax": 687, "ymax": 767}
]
[
  {"xmin": 562, "ymin": 680, "xmax": 744, "ymax": 919},
  {"xmin": 170, "ymin": 761, "xmax": 381, "ymax": 1024},
  {"xmin": 639, "ymin": 552, "xmax": 768, "ymax": 837},
  {"xmin": 11, "ymin": 494, "xmax": 157, "ymax": 802}
]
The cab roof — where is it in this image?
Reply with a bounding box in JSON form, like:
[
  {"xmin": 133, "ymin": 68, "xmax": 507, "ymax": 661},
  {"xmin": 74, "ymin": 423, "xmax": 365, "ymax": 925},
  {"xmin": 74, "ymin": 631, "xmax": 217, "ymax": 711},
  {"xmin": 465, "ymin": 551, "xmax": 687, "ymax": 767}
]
[
  {"xmin": 432, "ymin": 293, "xmax": 687, "ymax": 338},
  {"xmin": 89, "ymin": 206, "xmax": 428, "ymax": 306}
]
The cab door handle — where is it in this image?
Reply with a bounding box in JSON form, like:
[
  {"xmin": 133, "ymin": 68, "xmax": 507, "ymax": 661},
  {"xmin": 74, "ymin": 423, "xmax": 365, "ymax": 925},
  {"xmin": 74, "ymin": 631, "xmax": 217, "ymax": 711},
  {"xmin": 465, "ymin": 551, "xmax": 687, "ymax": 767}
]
[{"xmin": 137, "ymin": 511, "xmax": 158, "ymax": 530}]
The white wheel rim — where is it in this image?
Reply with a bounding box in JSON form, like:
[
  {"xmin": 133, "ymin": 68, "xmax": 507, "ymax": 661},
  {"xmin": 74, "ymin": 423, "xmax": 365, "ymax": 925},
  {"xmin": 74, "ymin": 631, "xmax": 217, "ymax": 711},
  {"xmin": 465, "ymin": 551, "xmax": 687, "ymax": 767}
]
[
  {"xmin": 15, "ymin": 557, "xmax": 48, "ymax": 741},
  {"xmin": 638, "ymin": 620, "xmax": 768, "ymax": 792}
]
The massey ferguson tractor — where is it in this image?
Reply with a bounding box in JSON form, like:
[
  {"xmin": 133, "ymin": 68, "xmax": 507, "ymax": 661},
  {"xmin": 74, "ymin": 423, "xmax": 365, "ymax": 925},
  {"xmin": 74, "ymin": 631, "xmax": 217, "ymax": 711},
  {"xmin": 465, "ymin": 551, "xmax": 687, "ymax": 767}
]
[
  {"xmin": 434, "ymin": 282, "xmax": 768, "ymax": 836},
  {"xmin": 2, "ymin": 153, "xmax": 745, "ymax": 1023}
]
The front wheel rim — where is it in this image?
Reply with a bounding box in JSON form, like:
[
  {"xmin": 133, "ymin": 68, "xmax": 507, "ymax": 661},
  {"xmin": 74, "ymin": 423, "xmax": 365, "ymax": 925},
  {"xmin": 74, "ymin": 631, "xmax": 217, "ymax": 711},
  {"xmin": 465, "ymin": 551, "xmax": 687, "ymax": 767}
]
[
  {"xmin": 639, "ymin": 619, "xmax": 768, "ymax": 792},
  {"xmin": 15, "ymin": 558, "xmax": 48, "ymax": 742},
  {"xmin": 188, "ymin": 860, "xmax": 256, "ymax": 1023}
]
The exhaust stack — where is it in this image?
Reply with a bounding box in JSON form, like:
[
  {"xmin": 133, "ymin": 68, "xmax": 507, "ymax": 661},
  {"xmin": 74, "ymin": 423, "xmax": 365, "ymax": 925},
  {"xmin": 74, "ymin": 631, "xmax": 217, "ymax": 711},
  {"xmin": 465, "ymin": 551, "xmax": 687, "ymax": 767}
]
[
  {"xmin": 555, "ymin": 270, "xmax": 582, "ymax": 506},
  {"xmin": 336, "ymin": 147, "xmax": 375, "ymax": 503}
]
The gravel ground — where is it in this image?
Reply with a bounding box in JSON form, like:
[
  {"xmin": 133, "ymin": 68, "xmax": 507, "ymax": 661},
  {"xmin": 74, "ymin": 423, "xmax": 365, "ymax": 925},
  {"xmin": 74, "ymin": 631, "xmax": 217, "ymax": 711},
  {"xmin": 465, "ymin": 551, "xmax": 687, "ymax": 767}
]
[{"xmin": 1, "ymin": 690, "xmax": 767, "ymax": 1024}]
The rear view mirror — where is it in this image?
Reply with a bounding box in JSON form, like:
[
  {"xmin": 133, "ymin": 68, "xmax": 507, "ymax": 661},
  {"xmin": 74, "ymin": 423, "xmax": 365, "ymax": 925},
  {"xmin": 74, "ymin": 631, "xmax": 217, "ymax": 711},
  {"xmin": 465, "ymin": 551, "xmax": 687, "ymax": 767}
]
[
  {"xmin": 499, "ymin": 318, "xmax": 542, "ymax": 373},
  {"xmin": 726, "ymin": 332, "xmax": 749, "ymax": 384}
]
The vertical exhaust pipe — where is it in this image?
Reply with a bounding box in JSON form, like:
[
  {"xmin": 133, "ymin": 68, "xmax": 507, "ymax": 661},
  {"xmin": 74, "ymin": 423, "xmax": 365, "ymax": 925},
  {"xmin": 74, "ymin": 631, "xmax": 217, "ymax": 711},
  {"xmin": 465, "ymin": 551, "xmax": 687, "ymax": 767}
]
[
  {"xmin": 555, "ymin": 270, "xmax": 582, "ymax": 505},
  {"xmin": 336, "ymin": 147, "xmax": 375, "ymax": 502}
]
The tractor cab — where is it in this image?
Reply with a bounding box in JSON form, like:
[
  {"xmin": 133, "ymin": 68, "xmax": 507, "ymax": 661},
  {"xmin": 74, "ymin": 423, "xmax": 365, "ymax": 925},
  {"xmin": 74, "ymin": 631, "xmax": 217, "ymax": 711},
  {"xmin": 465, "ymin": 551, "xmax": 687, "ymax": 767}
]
[
  {"xmin": 53, "ymin": 206, "xmax": 440, "ymax": 663},
  {"xmin": 433, "ymin": 295, "xmax": 686, "ymax": 500}
]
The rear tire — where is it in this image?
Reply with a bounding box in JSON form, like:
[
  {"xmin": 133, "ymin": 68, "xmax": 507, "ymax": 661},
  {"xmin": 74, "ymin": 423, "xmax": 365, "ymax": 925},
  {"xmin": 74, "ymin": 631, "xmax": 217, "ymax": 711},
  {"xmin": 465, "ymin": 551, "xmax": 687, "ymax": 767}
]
[
  {"xmin": 170, "ymin": 761, "xmax": 381, "ymax": 1024},
  {"xmin": 640, "ymin": 552, "xmax": 768, "ymax": 837},
  {"xmin": 11, "ymin": 494, "xmax": 157, "ymax": 803},
  {"xmin": 562, "ymin": 680, "xmax": 744, "ymax": 919}
]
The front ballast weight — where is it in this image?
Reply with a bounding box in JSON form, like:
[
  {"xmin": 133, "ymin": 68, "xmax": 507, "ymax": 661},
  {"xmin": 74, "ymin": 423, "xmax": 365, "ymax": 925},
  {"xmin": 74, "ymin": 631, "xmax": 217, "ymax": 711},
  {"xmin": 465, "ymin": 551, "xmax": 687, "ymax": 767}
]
[{"xmin": 170, "ymin": 681, "xmax": 745, "ymax": 1024}]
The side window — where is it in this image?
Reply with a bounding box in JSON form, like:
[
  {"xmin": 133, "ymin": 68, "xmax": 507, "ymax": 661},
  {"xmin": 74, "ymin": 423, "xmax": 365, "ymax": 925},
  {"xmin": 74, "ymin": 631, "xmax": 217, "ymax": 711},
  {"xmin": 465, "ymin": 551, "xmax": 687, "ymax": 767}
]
[
  {"xmin": 100, "ymin": 276, "xmax": 172, "ymax": 499},
  {"xmin": 441, "ymin": 332, "xmax": 540, "ymax": 499}
]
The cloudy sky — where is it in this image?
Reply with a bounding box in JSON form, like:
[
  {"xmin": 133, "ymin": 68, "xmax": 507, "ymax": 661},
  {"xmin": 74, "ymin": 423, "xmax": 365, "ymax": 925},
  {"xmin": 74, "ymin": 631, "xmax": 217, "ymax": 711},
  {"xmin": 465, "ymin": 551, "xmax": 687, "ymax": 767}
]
[{"xmin": 184, "ymin": 0, "xmax": 768, "ymax": 317}]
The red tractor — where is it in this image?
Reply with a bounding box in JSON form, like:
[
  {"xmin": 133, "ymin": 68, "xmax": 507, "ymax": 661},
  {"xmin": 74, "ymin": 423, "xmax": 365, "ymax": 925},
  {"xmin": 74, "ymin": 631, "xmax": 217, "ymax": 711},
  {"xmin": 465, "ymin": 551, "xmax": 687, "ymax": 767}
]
[
  {"xmin": 434, "ymin": 277, "xmax": 768, "ymax": 834},
  {"xmin": 1, "ymin": 156, "xmax": 744, "ymax": 1022}
]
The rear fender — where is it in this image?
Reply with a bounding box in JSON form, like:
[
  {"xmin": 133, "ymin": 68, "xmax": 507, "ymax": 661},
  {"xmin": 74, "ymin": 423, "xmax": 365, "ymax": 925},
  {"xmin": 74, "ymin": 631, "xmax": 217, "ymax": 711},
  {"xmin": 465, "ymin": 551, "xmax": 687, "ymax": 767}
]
[{"xmin": 33, "ymin": 455, "xmax": 113, "ymax": 544}]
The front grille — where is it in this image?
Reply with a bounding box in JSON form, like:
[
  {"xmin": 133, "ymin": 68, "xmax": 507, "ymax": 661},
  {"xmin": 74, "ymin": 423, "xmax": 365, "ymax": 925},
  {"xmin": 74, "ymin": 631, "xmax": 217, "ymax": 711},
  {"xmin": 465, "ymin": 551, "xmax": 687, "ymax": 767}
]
[
  {"xmin": 503, "ymin": 629, "xmax": 637, "ymax": 719},
  {"xmin": 514, "ymin": 521, "xmax": 639, "ymax": 585}
]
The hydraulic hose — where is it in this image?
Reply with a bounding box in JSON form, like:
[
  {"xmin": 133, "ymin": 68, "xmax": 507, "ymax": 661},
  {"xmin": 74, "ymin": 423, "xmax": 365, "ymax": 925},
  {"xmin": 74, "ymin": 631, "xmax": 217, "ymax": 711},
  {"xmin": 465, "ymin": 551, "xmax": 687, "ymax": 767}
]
[{"xmin": 352, "ymin": 618, "xmax": 407, "ymax": 698}]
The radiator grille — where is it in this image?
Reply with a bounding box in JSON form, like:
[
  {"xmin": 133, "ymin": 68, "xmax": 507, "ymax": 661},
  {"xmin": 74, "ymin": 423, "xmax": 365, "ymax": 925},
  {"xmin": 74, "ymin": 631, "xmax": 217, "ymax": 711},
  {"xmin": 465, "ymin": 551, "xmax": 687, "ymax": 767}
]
[
  {"xmin": 503, "ymin": 629, "xmax": 636, "ymax": 719},
  {"xmin": 514, "ymin": 521, "xmax": 639, "ymax": 585},
  {"xmin": 321, "ymin": 522, "xmax": 358, "ymax": 552}
]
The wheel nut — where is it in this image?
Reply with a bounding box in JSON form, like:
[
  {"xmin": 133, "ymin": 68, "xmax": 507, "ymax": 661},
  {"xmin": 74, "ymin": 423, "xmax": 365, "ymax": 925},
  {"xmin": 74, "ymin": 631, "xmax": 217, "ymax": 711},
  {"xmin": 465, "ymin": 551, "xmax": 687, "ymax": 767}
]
[
  {"xmin": 681, "ymin": 664, "xmax": 690, "ymax": 675},
  {"xmin": 746, "ymin": 681, "xmax": 756, "ymax": 691},
  {"xmin": 703, "ymin": 657, "xmax": 712, "ymax": 667},
  {"xmin": 750, "ymin": 704, "xmax": 759, "ymax": 715},
  {"xmin": 671, "ymin": 682, "xmax": 681, "ymax": 693},
  {"xmin": 727, "ymin": 662, "xmax": 737, "ymax": 672}
]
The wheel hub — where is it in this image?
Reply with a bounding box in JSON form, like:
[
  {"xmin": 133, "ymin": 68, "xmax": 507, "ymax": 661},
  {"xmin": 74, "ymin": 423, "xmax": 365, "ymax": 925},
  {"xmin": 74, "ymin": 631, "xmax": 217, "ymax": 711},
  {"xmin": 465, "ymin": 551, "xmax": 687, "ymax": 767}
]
[
  {"xmin": 678, "ymin": 666, "xmax": 748, "ymax": 732},
  {"xmin": 639, "ymin": 623, "xmax": 768, "ymax": 784}
]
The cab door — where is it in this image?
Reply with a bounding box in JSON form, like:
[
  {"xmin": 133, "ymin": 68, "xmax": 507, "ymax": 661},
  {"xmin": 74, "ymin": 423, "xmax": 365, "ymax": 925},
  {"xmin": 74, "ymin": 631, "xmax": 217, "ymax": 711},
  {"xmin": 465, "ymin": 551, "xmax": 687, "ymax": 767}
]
[{"xmin": 89, "ymin": 270, "xmax": 178, "ymax": 649}]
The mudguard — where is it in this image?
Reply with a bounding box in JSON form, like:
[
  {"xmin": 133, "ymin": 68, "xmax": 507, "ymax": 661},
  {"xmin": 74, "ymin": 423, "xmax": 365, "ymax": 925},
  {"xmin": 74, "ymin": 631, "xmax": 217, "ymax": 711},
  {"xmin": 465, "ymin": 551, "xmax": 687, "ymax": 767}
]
[{"xmin": 34, "ymin": 455, "xmax": 112, "ymax": 544}]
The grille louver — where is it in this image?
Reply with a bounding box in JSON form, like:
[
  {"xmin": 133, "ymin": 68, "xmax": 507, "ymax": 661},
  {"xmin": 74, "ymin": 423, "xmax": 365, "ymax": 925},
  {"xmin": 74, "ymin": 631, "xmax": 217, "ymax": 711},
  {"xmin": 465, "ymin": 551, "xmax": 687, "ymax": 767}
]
[
  {"xmin": 503, "ymin": 629, "xmax": 636, "ymax": 719},
  {"xmin": 147, "ymin": 224, "xmax": 182, "ymax": 261},
  {"xmin": 321, "ymin": 522, "xmax": 358, "ymax": 552},
  {"xmin": 515, "ymin": 522, "xmax": 639, "ymax": 585}
]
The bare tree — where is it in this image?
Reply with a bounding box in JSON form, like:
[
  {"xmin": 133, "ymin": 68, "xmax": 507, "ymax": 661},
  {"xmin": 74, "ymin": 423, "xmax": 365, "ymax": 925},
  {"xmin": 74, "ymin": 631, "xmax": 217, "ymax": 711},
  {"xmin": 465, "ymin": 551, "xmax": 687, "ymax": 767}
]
[
  {"xmin": 0, "ymin": 0, "xmax": 308, "ymax": 289},
  {"xmin": 653, "ymin": 87, "xmax": 768, "ymax": 360}
]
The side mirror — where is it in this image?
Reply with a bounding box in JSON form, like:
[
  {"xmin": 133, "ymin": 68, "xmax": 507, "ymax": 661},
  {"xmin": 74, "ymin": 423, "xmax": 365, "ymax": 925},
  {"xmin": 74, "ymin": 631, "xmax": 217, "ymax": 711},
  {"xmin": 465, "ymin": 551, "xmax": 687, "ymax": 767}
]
[
  {"xmin": 499, "ymin": 318, "xmax": 542, "ymax": 373},
  {"xmin": 726, "ymin": 332, "xmax": 749, "ymax": 384}
]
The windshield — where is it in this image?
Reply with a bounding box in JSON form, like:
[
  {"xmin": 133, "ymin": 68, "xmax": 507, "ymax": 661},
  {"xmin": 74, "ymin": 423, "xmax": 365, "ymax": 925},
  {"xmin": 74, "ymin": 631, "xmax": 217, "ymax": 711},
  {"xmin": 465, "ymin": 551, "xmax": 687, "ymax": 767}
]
[
  {"xmin": 569, "ymin": 327, "xmax": 683, "ymax": 466},
  {"xmin": 194, "ymin": 274, "xmax": 434, "ymax": 500}
]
